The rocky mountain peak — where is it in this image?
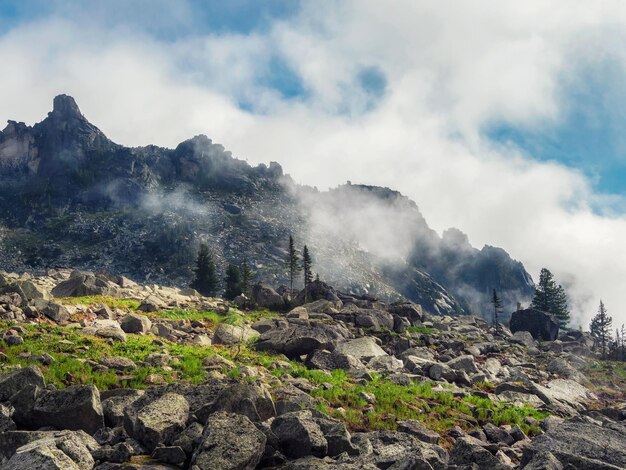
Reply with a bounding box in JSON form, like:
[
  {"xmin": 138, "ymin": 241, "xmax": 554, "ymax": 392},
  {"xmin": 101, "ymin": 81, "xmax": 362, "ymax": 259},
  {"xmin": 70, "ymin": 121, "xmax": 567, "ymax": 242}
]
[{"xmin": 50, "ymin": 94, "xmax": 84, "ymax": 121}]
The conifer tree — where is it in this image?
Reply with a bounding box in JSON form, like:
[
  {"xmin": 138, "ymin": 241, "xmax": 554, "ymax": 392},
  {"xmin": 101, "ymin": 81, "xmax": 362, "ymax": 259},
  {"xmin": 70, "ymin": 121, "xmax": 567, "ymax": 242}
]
[
  {"xmin": 191, "ymin": 243, "xmax": 219, "ymax": 296},
  {"xmin": 491, "ymin": 289, "xmax": 503, "ymax": 335},
  {"xmin": 302, "ymin": 245, "xmax": 313, "ymax": 297},
  {"xmin": 590, "ymin": 300, "xmax": 612, "ymax": 359},
  {"xmin": 224, "ymin": 264, "xmax": 242, "ymax": 300},
  {"xmin": 288, "ymin": 235, "xmax": 300, "ymax": 301},
  {"xmin": 241, "ymin": 257, "xmax": 252, "ymax": 297},
  {"xmin": 530, "ymin": 268, "xmax": 570, "ymax": 327}
]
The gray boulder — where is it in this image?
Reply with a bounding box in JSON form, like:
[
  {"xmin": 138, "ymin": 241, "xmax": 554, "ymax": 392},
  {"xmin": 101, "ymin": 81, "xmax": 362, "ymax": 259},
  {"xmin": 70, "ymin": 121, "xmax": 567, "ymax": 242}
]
[
  {"xmin": 387, "ymin": 302, "xmax": 424, "ymax": 324},
  {"xmin": 521, "ymin": 417, "xmax": 626, "ymax": 469},
  {"xmin": 255, "ymin": 319, "xmax": 352, "ymax": 358},
  {"xmin": 191, "ymin": 411, "xmax": 266, "ymax": 470},
  {"xmin": 305, "ymin": 349, "xmax": 364, "ymax": 372},
  {"xmin": 43, "ymin": 302, "xmax": 71, "ymax": 323},
  {"xmin": 510, "ymin": 309, "xmax": 559, "ymax": 341},
  {"xmin": 126, "ymin": 392, "xmax": 189, "ymax": 452},
  {"xmin": 3, "ymin": 430, "xmax": 98, "ymax": 470},
  {"xmin": 511, "ymin": 330, "xmax": 536, "ymax": 347},
  {"xmin": 51, "ymin": 272, "xmax": 119, "ymax": 298},
  {"xmin": 31, "ymin": 385, "xmax": 104, "ymax": 435},
  {"xmin": 212, "ymin": 323, "xmax": 258, "ymax": 345},
  {"xmin": 358, "ymin": 430, "xmax": 448, "ymax": 470},
  {"xmin": 450, "ymin": 436, "xmax": 511, "ymax": 469},
  {"xmin": 0, "ymin": 367, "xmax": 45, "ymax": 402},
  {"xmin": 294, "ymin": 280, "xmax": 341, "ymax": 305},
  {"xmin": 251, "ymin": 283, "xmax": 285, "ymax": 310},
  {"xmin": 271, "ymin": 410, "xmax": 328, "ymax": 459},
  {"xmin": 201, "ymin": 382, "xmax": 275, "ymax": 423},
  {"xmin": 120, "ymin": 313, "xmax": 152, "ymax": 334},
  {"xmin": 397, "ymin": 420, "xmax": 440, "ymax": 444},
  {"xmin": 334, "ymin": 337, "xmax": 387, "ymax": 361},
  {"xmin": 447, "ymin": 355, "xmax": 479, "ymax": 374},
  {"xmin": 0, "ymin": 404, "xmax": 16, "ymax": 432}
]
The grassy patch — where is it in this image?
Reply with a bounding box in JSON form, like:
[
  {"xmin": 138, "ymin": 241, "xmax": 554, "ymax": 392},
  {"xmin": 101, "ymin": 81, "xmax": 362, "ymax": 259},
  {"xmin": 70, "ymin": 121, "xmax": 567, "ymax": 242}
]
[
  {"xmin": 405, "ymin": 326, "xmax": 436, "ymax": 335},
  {"xmin": 55, "ymin": 296, "xmax": 140, "ymax": 311},
  {"xmin": 275, "ymin": 363, "xmax": 548, "ymax": 436}
]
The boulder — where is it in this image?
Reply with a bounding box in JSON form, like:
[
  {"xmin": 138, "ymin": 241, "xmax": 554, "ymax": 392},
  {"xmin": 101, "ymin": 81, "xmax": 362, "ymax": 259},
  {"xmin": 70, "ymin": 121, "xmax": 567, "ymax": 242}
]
[
  {"xmin": 447, "ymin": 355, "xmax": 479, "ymax": 374},
  {"xmin": 510, "ymin": 309, "xmax": 559, "ymax": 341},
  {"xmin": 0, "ymin": 404, "xmax": 16, "ymax": 432},
  {"xmin": 137, "ymin": 295, "xmax": 166, "ymax": 312},
  {"xmin": 305, "ymin": 349, "xmax": 364, "ymax": 372},
  {"xmin": 387, "ymin": 301, "xmax": 424, "ymax": 324},
  {"xmin": 201, "ymin": 382, "xmax": 275, "ymax": 423},
  {"xmin": 353, "ymin": 309, "xmax": 395, "ymax": 330},
  {"xmin": 152, "ymin": 445, "xmax": 186, "ymax": 466},
  {"xmin": 191, "ymin": 411, "xmax": 266, "ymax": 470},
  {"xmin": 273, "ymin": 385, "xmax": 317, "ymax": 415},
  {"xmin": 511, "ymin": 330, "xmax": 536, "ymax": 347},
  {"xmin": 120, "ymin": 313, "xmax": 152, "ymax": 334},
  {"xmin": 271, "ymin": 410, "xmax": 328, "ymax": 459},
  {"xmin": 212, "ymin": 323, "xmax": 259, "ymax": 345},
  {"xmin": 521, "ymin": 417, "xmax": 626, "ymax": 469},
  {"xmin": 450, "ymin": 436, "xmax": 511, "ymax": 469},
  {"xmin": 126, "ymin": 392, "xmax": 189, "ymax": 452},
  {"xmin": 251, "ymin": 283, "xmax": 285, "ymax": 310},
  {"xmin": 358, "ymin": 430, "xmax": 449, "ymax": 470},
  {"xmin": 31, "ymin": 385, "xmax": 104, "ymax": 435},
  {"xmin": 334, "ymin": 337, "xmax": 387, "ymax": 361},
  {"xmin": 294, "ymin": 280, "xmax": 341, "ymax": 306},
  {"xmin": 15, "ymin": 280, "xmax": 50, "ymax": 301},
  {"xmin": 100, "ymin": 355, "xmax": 138, "ymax": 371},
  {"xmin": 43, "ymin": 302, "xmax": 71, "ymax": 323},
  {"xmin": 255, "ymin": 319, "xmax": 352, "ymax": 358},
  {"xmin": 397, "ymin": 420, "xmax": 440, "ymax": 444},
  {"xmin": 51, "ymin": 272, "xmax": 119, "ymax": 298},
  {"xmin": 3, "ymin": 430, "xmax": 98, "ymax": 470}
]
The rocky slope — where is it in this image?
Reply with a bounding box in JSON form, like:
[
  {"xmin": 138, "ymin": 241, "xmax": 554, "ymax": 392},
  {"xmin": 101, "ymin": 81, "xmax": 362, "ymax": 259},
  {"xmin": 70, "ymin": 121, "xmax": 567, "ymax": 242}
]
[
  {"xmin": 0, "ymin": 95, "xmax": 534, "ymax": 318},
  {"xmin": 0, "ymin": 270, "xmax": 624, "ymax": 469}
]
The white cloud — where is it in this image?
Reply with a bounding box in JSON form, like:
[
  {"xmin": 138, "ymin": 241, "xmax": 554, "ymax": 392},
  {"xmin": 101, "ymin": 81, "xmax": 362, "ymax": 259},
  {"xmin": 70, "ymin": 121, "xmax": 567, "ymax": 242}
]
[{"xmin": 2, "ymin": 0, "xmax": 626, "ymax": 326}]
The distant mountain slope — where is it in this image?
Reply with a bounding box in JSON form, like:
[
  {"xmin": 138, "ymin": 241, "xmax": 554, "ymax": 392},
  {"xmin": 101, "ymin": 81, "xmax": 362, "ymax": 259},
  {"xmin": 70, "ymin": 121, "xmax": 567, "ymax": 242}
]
[{"xmin": 0, "ymin": 95, "xmax": 534, "ymax": 317}]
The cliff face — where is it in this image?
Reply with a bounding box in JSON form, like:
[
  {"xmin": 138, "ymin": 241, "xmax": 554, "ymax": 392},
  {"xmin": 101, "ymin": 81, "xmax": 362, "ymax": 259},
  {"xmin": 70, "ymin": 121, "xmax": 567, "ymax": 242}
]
[{"xmin": 0, "ymin": 95, "xmax": 533, "ymax": 317}]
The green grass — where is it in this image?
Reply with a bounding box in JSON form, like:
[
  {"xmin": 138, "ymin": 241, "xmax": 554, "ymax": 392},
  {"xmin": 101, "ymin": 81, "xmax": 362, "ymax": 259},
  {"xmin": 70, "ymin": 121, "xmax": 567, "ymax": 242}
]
[
  {"xmin": 0, "ymin": 317, "xmax": 548, "ymax": 439},
  {"xmin": 55, "ymin": 296, "xmax": 140, "ymax": 311},
  {"xmin": 147, "ymin": 307, "xmax": 278, "ymax": 327},
  {"xmin": 405, "ymin": 326, "xmax": 436, "ymax": 335},
  {"xmin": 274, "ymin": 362, "xmax": 548, "ymax": 436}
]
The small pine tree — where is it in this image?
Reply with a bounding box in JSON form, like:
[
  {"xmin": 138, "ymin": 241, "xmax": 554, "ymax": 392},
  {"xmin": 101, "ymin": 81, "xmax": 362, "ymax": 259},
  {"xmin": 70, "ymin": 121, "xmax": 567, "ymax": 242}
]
[
  {"xmin": 288, "ymin": 235, "xmax": 300, "ymax": 301},
  {"xmin": 191, "ymin": 243, "xmax": 219, "ymax": 297},
  {"xmin": 491, "ymin": 289, "xmax": 503, "ymax": 335},
  {"xmin": 315, "ymin": 273, "xmax": 320, "ymax": 282},
  {"xmin": 241, "ymin": 257, "xmax": 252, "ymax": 297},
  {"xmin": 302, "ymin": 245, "xmax": 313, "ymax": 298},
  {"xmin": 224, "ymin": 264, "xmax": 242, "ymax": 300},
  {"xmin": 590, "ymin": 300, "xmax": 613, "ymax": 360},
  {"xmin": 531, "ymin": 268, "xmax": 570, "ymax": 327},
  {"xmin": 621, "ymin": 324, "xmax": 626, "ymax": 362}
]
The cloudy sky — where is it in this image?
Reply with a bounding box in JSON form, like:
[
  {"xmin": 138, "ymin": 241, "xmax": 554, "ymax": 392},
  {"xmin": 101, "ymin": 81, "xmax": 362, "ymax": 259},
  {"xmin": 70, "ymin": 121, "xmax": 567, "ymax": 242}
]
[{"xmin": 1, "ymin": 0, "xmax": 626, "ymax": 327}]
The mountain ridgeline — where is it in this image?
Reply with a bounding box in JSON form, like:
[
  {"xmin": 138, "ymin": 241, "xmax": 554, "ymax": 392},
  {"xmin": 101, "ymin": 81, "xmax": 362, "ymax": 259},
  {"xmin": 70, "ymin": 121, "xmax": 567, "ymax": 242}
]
[{"xmin": 0, "ymin": 95, "xmax": 534, "ymax": 317}]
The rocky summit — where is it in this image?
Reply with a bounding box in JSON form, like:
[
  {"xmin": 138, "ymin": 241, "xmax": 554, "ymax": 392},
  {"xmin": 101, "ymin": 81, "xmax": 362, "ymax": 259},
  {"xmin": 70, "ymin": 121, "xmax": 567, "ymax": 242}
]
[
  {"xmin": 0, "ymin": 269, "xmax": 623, "ymax": 469},
  {"xmin": 0, "ymin": 95, "xmax": 534, "ymax": 319}
]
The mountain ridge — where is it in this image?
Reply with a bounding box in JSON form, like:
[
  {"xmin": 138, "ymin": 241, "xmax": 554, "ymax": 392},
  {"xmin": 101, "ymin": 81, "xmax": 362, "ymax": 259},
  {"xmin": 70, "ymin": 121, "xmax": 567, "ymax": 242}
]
[{"xmin": 0, "ymin": 95, "xmax": 534, "ymax": 318}]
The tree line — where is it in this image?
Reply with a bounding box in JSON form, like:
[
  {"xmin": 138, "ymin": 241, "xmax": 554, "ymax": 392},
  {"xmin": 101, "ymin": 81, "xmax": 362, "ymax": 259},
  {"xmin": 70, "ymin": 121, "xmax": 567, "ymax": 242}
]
[
  {"xmin": 490, "ymin": 267, "xmax": 625, "ymax": 362},
  {"xmin": 189, "ymin": 235, "xmax": 316, "ymax": 301}
]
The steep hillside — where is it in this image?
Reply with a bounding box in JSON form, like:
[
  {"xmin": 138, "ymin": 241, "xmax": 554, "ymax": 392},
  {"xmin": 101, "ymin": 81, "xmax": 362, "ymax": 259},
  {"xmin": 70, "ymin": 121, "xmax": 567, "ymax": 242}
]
[
  {"xmin": 0, "ymin": 270, "xmax": 623, "ymax": 469},
  {"xmin": 0, "ymin": 95, "xmax": 533, "ymax": 317}
]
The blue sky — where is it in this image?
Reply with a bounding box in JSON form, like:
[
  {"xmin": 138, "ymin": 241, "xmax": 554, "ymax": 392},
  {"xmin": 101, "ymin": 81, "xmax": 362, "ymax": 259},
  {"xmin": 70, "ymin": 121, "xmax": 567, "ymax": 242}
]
[
  {"xmin": 2, "ymin": 0, "xmax": 626, "ymax": 324},
  {"xmin": 2, "ymin": 0, "xmax": 621, "ymax": 196},
  {"xmin": 487, "ymin": 59, "xmax": 626, "ymax": 198}
]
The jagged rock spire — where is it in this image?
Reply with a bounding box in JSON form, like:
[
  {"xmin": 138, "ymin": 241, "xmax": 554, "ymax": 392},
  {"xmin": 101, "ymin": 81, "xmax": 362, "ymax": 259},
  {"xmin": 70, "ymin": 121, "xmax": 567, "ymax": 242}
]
[{"xmin": 51, "ymin": 94, "xmax": 84, "ymax": 120}]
